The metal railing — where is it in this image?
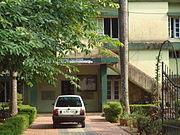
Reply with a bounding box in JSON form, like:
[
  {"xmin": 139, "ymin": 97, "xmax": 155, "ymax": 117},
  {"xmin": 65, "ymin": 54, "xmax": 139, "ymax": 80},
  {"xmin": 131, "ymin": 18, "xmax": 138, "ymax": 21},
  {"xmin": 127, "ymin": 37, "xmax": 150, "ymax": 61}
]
[{"xmin": 161, "ymin": 62, "xmax": 180, "ymax": 134}]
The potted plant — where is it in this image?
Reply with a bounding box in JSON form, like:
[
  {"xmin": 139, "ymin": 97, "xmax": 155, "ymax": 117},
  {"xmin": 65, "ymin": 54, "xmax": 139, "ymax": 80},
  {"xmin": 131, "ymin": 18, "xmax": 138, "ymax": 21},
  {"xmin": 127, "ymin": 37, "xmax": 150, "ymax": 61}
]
[{"xmin": 119, "ymin": 113, "xmax": 132, "ymax": 126}]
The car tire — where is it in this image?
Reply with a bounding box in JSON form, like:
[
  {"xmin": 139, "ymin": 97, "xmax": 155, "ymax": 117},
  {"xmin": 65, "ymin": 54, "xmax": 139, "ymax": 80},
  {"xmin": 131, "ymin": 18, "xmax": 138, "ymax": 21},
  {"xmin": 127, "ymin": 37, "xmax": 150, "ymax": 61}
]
[
  {"xmin": 53, "ymin": 122, "xmax": 58, "ymax": 128},
  {"xmin": 81, "ymin": 121, "xmax": 85, "ymax": 128}
]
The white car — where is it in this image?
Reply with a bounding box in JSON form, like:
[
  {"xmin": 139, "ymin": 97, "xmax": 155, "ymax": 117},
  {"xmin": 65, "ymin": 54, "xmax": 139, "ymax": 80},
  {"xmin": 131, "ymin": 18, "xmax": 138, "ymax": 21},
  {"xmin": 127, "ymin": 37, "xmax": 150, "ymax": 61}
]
[{"xmin": 52, "ymin": 95, "xmax": 86, "ymax": 128}]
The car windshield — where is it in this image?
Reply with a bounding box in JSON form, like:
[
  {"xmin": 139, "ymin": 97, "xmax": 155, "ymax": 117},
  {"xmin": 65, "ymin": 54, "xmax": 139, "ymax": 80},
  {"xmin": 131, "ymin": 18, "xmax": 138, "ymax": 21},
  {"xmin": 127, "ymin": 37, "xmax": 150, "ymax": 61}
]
[{"xmin": 56, "ymin": 97, "xmax": 82, "ymax": 107}]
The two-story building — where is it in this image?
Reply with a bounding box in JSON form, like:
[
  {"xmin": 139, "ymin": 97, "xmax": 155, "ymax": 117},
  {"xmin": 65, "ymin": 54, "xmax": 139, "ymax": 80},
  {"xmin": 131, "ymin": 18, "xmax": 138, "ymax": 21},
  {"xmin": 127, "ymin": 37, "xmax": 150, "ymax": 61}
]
[{"xmin": 1, "ymin": 0, "xmax": 180, "ymax": 112}]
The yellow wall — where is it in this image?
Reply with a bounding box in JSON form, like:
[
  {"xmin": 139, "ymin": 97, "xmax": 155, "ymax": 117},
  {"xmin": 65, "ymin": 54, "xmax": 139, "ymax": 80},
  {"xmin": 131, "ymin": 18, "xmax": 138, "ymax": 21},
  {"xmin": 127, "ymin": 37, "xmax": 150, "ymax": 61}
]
[
  {"xmin": 169, "ymin": 59, "xmax": 180, "ymax": 74},
  {"xmin": 37, "ymin": 82, "xmax": 60, "ymax": 112},
  {"xmin": 129, "ymin": 50, "xmax": 169, "ymax": 78},
  {"xmin": 129, "ymin": 2, "xmax": 168, "ymax": 42},
  {"xmin": 36, "ymin": 65, "xmax": 101, "ymax": 112}
]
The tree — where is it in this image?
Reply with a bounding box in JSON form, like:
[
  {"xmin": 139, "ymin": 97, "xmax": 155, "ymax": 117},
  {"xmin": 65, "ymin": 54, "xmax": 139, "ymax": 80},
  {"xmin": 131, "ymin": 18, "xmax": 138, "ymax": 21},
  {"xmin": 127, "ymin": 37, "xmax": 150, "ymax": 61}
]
[
  {"xmin": 0, "ymin": 0, "xmax": 120, "ymax": 116},
  {"xmin": 118, "ymin": 0, "xmax": 130, "ymax": 114}
]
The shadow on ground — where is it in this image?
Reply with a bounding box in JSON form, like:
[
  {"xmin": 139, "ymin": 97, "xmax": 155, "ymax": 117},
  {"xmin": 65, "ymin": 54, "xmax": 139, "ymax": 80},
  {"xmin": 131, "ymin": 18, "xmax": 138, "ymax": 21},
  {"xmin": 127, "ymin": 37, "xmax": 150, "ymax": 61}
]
[
  {"xmin": 90, "ymin": 118, "xmax": 106, "ymax": 122},
  {"xmin": 30, "ymin": 123, "xmax": 82, "ymax": 129}
]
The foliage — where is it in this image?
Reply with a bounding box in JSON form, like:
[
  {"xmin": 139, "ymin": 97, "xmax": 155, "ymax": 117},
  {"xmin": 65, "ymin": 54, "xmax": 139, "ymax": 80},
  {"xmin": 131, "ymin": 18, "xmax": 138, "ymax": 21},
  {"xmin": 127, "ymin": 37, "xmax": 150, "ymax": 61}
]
[
  {"xmin": 119, "ymin": 111, "xmax": 140, "ymax": 127},
  {"xmin": 137, "ymin": 115, "xmax": 162, "ymax": 135},
  {"xmin": 136, "ymin": 105, "xmax": 162, "ymax": 135},
  {"xmin": 0, "ymin": 0, "xmax": 121, "ymax": 116},
  {"xmin": 130, "ymin": 104, "xmax": 156, "ymax": 115},
  {"xmin": 18, "ymin": 105, "xmax": 37, "ymax": 124},
  {"xmin": 0, "ymin": 0, "xmax": 121, "ymax": 86},
  {"xmin": 0, "ymin": 103, "xmax": 8, "ymax": 110},
  {"xmin": 0, "ymin": 113, "xmax": 29, "ymax": 135},
  {"xmin": 17, "ymin": 93, "xmax": 23, "ymax": 105},
  {"xmin": 103, "ymin": 102, "xmax": 123, "ymax": 123}
]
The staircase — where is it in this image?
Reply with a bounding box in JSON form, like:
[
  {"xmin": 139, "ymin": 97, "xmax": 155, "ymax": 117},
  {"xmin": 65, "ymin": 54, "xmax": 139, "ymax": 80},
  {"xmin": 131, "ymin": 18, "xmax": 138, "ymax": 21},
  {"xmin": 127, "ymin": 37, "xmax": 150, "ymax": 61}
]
[{"xmin": 108, "ymin": 59, "xmax": 156, "ymax": 93}]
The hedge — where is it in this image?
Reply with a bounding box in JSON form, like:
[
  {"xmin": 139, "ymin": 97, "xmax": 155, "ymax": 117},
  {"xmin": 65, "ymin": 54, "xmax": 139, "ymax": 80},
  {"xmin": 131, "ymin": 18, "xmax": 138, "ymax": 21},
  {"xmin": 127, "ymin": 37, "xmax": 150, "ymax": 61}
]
[
  {"xmin": 0, "ymin": 114, "xmax": 29, "ymax": 135},
  {"xmin": 103, "ymin": 102, "xmax": 123, "ymax": 123},
  {"xmin": 0, "ymin": 103, "xmax": 9, "ymax": 110},
  {"xmin": 130, "ymin": 104, "xmax": 156, "ymax": 115},
  {"xmin": 18, "ymin": 105, "xmax": 37, "ymax": 124},
  {"xmin": 0, "ymin": 105, "xmax": 37, "ymax": 135}
]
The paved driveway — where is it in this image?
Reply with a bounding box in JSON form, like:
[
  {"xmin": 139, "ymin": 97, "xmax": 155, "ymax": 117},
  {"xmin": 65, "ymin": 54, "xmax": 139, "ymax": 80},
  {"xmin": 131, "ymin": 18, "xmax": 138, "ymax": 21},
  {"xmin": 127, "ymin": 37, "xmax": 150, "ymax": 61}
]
[{"xmin": 22, "ymin": 115, "xmax": 130, "ymax": 135}]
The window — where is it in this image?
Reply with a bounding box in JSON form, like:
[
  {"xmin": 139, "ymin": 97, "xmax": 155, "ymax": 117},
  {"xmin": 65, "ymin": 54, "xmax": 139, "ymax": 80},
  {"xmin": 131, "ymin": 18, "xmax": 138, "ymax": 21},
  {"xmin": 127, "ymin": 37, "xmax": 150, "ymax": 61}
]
[
  {"xmin": 56, "ymin": 97, "xmax": 82, "ymax": 107},
  {"xmin": 114, "ymin": 81, "xmax": 119, "ymax": 99},
  {"xmin": 107, "ymin": 81, "xmax": 111, "ymax": 99},
  {"xmin": 0, "ymin": 82, "xmax": 9, "ymax": 102},
  {"xmin": 107, "ymin": 80, "xmax": 120, "ymax": 100},
  {"xmin": 169, "ymin": 17, "xmax": 180, "ymax": 38},
  {"xmin": 78, "ymin": 75, "xmax": 97, "ymax": 91},
  {"xmin": 0, "ymin": 81, "xmax": 24, "ymax": 102},
  {"xmin": 97, "ymin": 18, "xmax": 119, "ymax": 38},
  {"xmin": 169, "ymin": 50, "xmax": 180, "ymax": 58}
]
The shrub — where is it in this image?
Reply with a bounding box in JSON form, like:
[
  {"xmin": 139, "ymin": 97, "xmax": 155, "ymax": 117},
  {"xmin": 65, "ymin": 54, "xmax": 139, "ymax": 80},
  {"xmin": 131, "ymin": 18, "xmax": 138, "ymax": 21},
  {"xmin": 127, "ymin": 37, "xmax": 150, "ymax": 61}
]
[
  {"xmin": 17, "ymin": 93, "xmax": 23, "ymax": 106},
  {"xmin": 137, "ymin": 115, "xmax": 162, "ymax": 135},
  {"xmin": 18, "ymin": 105, "xmax": 37, "ymax": 124},
  {"xmin": 103, "ymin": 102, "xmax": 123, "ymax": 123},
  {"xmin": 0, "ymin": 103, "xmax": 9, "ymax": 111},
  {"xmin": 130, "ymin": 104, "xmax": 156, "ymax": 115},
  {"xmin": 0, "ymin": 114, "xmax": 29, "ymax": 135}
]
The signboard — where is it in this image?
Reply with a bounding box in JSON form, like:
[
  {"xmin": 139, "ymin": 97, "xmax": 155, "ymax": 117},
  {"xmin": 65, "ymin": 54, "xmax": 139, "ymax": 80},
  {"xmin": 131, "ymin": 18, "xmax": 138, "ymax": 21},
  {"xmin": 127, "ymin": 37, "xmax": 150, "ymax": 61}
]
[{"xmin": 63, "ymin": 58, "xmax": 101, "ymax": 64}]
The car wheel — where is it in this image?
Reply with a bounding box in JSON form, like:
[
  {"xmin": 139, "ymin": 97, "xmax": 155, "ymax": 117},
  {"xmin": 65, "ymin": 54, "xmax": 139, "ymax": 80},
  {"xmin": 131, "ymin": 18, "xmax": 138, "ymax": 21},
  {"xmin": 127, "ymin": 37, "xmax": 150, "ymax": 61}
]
[
  {"xmin": 53, "ymin": 122, "xmax": 58, "ymax": 128},
  {"xmin": 81, "ymin": 121, "xmax": 85, "ymax": 128}
]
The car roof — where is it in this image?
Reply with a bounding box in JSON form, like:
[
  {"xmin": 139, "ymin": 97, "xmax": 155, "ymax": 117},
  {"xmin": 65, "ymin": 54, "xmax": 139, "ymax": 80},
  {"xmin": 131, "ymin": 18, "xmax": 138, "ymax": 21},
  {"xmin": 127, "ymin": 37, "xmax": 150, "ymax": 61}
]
[{"xmin": 57, "ymin": 95, "xmax": 81, "ymax": 98}]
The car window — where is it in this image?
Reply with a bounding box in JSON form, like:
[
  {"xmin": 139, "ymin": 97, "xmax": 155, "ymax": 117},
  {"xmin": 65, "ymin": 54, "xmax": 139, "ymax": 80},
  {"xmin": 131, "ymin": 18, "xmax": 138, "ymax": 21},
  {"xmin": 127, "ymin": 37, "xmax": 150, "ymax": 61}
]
[{"xmin": 56, "ymin": 97, "xmax": 82, "ymax": 107}]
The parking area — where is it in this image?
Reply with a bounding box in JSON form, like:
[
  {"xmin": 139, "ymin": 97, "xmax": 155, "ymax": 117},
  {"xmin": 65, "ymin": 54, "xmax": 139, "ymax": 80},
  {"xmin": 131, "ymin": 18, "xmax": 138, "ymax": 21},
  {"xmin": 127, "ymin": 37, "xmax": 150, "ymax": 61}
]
[{"xmin": 22, "ymin": 115, "xmax": 131, "ymax": 135}]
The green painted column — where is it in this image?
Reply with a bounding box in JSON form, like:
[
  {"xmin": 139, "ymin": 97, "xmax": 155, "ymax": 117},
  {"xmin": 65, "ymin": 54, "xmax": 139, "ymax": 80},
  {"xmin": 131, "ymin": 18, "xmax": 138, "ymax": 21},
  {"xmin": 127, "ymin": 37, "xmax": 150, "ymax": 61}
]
[
  {"xmin": 30, "ymin": 79, "xmax": 37, "ymax": 107},
  {"xmin": 101, "ymin": 64, "xmax": 107, "ymax": 109}
]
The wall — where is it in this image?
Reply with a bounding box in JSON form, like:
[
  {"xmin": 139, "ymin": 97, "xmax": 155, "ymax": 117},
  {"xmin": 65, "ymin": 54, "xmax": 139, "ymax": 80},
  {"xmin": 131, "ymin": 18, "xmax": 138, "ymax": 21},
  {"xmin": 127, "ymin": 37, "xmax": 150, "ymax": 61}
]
[
  {"xmin": 37, "ymin": 82, "xmax": 60, "ymax": 112},
  {"xmin": 76, "ymin": 65, "xmax": 101, "ymax": 112},
  {"xmin": 129, "ymin": 50, "xmax": 169, "ymax": 78},
  {"xmin": 129, "ymin": 81, "xmax": 152, "ymax": 104},
  {"xmin": 35, "ymin": 65, "xmax": 101, "ymax": 112},
  {"xmin": 129, "ymin": 2, "xmax": 168, "ymax": 42},
  {"xmin": 169, "ymin": 58, "xmax": 180, "ymax": 74}
]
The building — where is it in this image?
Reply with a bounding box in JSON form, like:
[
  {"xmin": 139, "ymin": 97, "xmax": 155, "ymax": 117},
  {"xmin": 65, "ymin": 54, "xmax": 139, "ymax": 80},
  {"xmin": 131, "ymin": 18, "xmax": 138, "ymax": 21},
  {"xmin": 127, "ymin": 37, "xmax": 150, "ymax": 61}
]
[{"xmin": 1, "ymin": 0, "xmax": 180, "ymax": 112}]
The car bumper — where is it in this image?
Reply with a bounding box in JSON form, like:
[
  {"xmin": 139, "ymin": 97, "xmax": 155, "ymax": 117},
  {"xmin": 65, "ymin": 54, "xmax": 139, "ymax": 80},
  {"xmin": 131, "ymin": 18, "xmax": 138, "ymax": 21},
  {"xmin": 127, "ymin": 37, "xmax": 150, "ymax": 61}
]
[{"xmin": 52, "ymin": 115, "xmax": 86, "ymax": 123}]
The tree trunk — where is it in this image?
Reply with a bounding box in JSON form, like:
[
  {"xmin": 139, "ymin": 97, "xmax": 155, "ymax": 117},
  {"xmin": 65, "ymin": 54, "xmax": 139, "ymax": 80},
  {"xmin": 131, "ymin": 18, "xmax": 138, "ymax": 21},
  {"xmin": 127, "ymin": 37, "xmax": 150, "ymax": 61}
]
[
  {"xmin": 119, "ymin": 0, "xmax": 130, "ymax": 114},
  {"xmin": 10, "ymin": 71, "xmax": 18, "ymax": 116}
]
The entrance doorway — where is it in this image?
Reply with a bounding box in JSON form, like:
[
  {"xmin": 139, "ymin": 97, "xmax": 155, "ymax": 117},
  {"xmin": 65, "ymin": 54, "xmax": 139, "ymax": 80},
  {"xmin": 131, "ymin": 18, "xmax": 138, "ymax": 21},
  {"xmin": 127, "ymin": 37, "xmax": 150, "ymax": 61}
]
[{"xmin": 61, "ymin": 81, "xmax": 74, "ymax": 95}]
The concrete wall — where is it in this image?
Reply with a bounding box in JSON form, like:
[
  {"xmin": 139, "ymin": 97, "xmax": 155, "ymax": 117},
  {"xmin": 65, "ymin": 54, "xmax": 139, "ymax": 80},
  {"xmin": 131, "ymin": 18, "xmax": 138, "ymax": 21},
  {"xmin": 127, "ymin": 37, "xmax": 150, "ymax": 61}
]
[
  {"xmin": 129, "ymin": 50, "xmax": 169, "ymax": 78},
  {"xmin": 76, "ymin": 65, "xmax": 101, "ymax": 112},
  {"xmin": 35, "ymin": 65, "xmax": 101, "ymax": 112},
  {"xmin": 99, "ymin": 2, "xmax": 169, "ymax": 42},
  {"xmin": 129, "ymin": 81, "xmax": 152, "ymax": 104},
  {"xmin": 129, "ymin": 2, "xmax": 168, "ymax": 42},
  {"xmin": 37, "ymin": 83, "xmax": 59, "ymax": 112},
  {"xmin": 169, "ymin": 58, "xmax": 180, "ymax": 74}
]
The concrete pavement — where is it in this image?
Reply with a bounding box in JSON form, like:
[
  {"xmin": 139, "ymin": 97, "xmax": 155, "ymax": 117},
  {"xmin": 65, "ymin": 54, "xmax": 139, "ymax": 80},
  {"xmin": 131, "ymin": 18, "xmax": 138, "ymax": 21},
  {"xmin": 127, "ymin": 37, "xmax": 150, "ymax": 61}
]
[{"xmin": 22, "ymin": 115, "xmax": 131, "ymax": 135}]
